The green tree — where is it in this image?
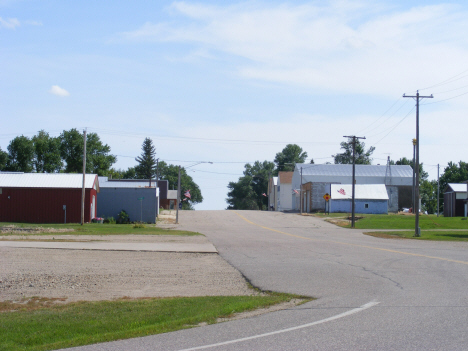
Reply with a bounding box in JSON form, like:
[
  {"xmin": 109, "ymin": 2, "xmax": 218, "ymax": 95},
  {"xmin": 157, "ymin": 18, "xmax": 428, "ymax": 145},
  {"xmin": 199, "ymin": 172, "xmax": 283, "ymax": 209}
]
[
  {"xmin": 135, "ymin": 138, "xmax": 157, "ymax": 180},
  {"xmin": 439, "ymin": 161, "xmax": 468, "ymax": 190},
  {"xmin": 226, "ymin": 160, "xmax": 275, "ymax": 210},
  {"xmin": 60, "ymin": 129, "xmax": 85, "ymax": 173},
  {"xmin": 227, "ymin": 176, "xmax": 258, "ymax": 210},
  {"xmin": 333, "ymin": 138, "xmax": 375, "ymax": 164},
  {"xmin": 274, "ymin": 144, "xmax": 308, "ymax": 173},
  {"xmin": 6, "ymin": 135, "xmax": 34, "ymax": 172},
  {"xmin": 0, "ymin": 147, "xmax": 8, "ymax": 171},
  {"xmin": 158, "ymin": 161, "xmax": 203, "ymax": 209},
  {"xmin": 60, "ymin": 129, "xmax": 116, "ymax": 175},
  {"xmin": 32, "ymin": 130, "xmax": 62, "ymax": 173},
  {"xmin": 420, "ymin": 179, "xmax": 438, "ymax": 214}
]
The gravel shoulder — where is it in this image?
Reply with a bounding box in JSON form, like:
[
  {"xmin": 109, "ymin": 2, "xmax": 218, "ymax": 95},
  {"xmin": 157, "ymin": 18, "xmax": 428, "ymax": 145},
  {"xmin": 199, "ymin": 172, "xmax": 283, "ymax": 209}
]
[{"xmin": 0, "ymin": 234, "xmax": 256, "ymax": 303}]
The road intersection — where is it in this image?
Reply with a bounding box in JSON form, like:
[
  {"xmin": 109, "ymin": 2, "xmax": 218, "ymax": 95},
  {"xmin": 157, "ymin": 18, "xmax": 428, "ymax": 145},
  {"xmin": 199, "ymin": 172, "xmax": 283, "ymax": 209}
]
[{"xmin": 69, "ymin": 210, "xmax": 468, "ymax": 350}]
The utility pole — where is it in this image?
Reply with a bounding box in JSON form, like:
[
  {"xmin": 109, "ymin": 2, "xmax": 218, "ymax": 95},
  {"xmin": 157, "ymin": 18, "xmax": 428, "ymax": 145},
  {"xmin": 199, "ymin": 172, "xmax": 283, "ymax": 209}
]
[
  {"xmin": 343, "ymin": 135, "xmax": 366, "ymax": 228},
  {"xmin": 300, "ymin": 167, "xmax": 303, "ymax": 215},
  {"xmin": 437, "ymin": 164, "xmax": 440, "ymax": 217},
  {"xmin": 176, "ymin": 165, "xmax": 181, "ymax": 224},
  {"xmin": 412, "ymin": 138, "xmax": 416, "ymax": 212},
  {"xmin": 81, "ymin": 128, "xmax": 87, "ymax": 226},
  {"xmin": 267, "ymin": 170, "xmax": 272, "ymax": 211},
  {"xmin": 403, "ymin": 91, "xmax": 433, "ymax": 237}
]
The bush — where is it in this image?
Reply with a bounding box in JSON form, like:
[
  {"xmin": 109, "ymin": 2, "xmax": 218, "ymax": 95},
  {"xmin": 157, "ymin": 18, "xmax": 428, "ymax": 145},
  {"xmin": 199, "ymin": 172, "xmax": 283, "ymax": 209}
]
[
  {"xmin": 133, "ymin": 222, "xmax": 146, "ymax": 228},
  {"xmin": 117, "ymin": 210, "xmax": 130, "ymax": 224},
  {"xmin": 104, "ymin": 217, "xmax": 116, "ymax": 224}
]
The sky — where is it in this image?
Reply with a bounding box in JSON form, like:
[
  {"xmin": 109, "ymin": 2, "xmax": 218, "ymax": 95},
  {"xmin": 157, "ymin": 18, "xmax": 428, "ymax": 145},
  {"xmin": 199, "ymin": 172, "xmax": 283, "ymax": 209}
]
[{"xmin": 1, "ymin": 0, "xmax": 468, "ymax": 210}]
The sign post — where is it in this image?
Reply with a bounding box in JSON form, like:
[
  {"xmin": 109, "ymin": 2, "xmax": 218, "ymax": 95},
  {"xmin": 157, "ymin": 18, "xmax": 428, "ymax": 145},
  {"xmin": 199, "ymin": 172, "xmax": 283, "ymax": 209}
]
[{"xmin": 323, "ymin": 193, "xmax": 330, "ymax": 214}]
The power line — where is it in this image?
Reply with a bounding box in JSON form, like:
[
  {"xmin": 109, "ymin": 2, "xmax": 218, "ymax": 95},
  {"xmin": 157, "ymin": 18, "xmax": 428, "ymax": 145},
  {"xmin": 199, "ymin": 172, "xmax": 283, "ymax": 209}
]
[{"xmin": 419, "ymin": 68, "xmax": 468, "ymax": 91}]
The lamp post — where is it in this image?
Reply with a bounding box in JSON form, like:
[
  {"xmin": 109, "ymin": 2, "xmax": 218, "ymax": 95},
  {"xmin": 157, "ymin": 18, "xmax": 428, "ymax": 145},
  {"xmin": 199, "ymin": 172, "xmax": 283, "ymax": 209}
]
[{"xmin": 175, "ymin": 161, "xmax": 213, "ymax": 224}]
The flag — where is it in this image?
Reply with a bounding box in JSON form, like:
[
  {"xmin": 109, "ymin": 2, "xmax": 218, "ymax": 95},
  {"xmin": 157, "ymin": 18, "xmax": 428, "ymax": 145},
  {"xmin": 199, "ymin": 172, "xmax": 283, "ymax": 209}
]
[
  {"xmin": 293, "ymin": 189, "xmax": 299, "ymax": 194},
  {"xmin": 184, "ymin": 190, "xmax": 191, "ymax": 199},
  {"xmin": 338, "ymin": 188, "xmax": 346, "ymax": 195},
  {"xmin": 262, "ymin": 193, "xmax": 267, "ymax": 197}
]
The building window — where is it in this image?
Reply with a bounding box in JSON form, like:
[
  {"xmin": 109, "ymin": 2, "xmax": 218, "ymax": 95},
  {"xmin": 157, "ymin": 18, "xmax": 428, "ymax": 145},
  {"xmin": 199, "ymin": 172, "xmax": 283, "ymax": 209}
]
[
  {"xmin": 364, "ymin": 203, "xmax": 369, "ymax": 209},
  {"xmin": 277, "ymin": 186, "xmax": 280, "ymax": 192}
]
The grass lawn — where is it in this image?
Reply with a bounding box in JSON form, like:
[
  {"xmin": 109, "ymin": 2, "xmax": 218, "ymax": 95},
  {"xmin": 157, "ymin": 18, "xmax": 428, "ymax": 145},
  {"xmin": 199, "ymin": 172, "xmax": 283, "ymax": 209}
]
[
  {"xmin": 365, "ymin": 230, "xmax": 468, "ymax": 241},
  {"xmin": 0, "ymin": 294, "xmax": 312, "ymax": 351},
  {"xmin": 0, "ymin": 222, "xmax": 199, "ymax": 236},
  {"xmin": 312, "ymin": 213, "xmax": 468, "ymax": 230}
]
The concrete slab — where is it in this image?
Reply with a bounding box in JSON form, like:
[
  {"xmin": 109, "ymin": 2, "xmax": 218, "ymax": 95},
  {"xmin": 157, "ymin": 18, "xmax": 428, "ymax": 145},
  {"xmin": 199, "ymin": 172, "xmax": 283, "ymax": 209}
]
[{"xmin": 0, "ymin": 241, "xmax": 218, "ymax": 253}]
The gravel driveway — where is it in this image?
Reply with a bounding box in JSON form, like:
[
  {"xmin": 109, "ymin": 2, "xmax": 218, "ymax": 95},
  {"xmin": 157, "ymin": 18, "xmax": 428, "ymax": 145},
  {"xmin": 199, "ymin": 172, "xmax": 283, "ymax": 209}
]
[{"xmin": 0, "ymin": 234, "xmax": 255, "ymax": 303}]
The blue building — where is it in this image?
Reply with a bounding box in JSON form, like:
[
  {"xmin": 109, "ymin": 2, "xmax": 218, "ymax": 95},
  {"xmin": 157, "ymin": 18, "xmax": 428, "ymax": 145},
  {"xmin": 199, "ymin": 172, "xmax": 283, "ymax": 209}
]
[{"xmin": 329, "ymin": 184, "xmax": 389, "ymax": 214}]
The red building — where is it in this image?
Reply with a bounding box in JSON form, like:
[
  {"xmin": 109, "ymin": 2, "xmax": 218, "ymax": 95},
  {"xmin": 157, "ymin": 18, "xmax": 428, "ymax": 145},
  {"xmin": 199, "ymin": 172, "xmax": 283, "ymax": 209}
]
[{"xmin": 0, "ymin": 173, "xmax": 99, "ymax": 223}]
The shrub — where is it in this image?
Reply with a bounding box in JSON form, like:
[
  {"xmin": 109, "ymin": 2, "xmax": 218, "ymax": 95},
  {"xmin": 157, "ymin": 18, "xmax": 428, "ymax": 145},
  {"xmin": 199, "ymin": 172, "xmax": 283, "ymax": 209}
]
[
  {"xmin": 117, "ymin": 210, "xmax": 130, "ymax": 224},
  {"xmin": 104, "ymin": 217, "xmax": 116, "ymax": 224},
  {"xmin": 133, "ymin": 222, "xmax": 146, "ymax": 228}
]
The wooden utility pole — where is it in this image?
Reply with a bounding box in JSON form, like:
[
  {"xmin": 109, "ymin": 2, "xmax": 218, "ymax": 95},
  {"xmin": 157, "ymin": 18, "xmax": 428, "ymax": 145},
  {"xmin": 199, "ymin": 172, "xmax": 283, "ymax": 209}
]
[
  {"xmin": 81, "ymin": 128, "xmax": 87, "ymax": 226},
  {"xmin": 176, "ymin": 165, "xmax": 181, "ymax": 224},
  {"xmin": 343, "ymin": 135, "xmax": 366, "ymax": 228},
  {"xmin": 403, "ymin": 91, "xmax": 433, "ymax": 237}
]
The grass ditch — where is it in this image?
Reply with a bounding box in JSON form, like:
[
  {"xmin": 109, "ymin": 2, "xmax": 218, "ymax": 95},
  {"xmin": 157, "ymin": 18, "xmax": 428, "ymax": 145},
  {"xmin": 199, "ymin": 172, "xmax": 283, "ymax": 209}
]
[{"xmin": 1, "ymin": 293, "xmax": 313, "ymax": 351}]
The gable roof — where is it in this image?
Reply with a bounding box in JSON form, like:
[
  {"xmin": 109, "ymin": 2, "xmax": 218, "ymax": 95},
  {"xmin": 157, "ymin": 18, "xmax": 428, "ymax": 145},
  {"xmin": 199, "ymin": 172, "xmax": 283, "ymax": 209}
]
[
  {"xmin": 330, "ymin": 184, "xmax": 389, "ymax": 200},
  {"xmin": 278, "ymin": 171, "xmax": 293, "ymax": 184},
  {"xmin": 0, "ymin": 172, "xmax": 98, "ymax": 190}
]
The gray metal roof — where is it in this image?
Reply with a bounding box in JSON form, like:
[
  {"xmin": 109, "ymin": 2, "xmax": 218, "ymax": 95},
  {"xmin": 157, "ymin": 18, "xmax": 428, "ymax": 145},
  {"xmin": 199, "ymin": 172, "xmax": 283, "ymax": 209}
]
[
  {"xmin": 0, "ymin": 173, "xmax": 98, "ymax": 189},
  {"xmin": 296, "ymin": 164, "xmax": 413, "ymax": 178},
  {"xmin": 98, "ymin": 177, "xmax": 156, "ymax": 188}
]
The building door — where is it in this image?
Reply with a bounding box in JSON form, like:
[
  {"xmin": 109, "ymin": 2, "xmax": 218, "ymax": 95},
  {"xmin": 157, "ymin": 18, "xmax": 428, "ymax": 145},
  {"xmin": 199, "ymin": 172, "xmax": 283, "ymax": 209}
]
[{"xmin": 91, "ymin": 195, "xmax": 95, "ymax": 219}]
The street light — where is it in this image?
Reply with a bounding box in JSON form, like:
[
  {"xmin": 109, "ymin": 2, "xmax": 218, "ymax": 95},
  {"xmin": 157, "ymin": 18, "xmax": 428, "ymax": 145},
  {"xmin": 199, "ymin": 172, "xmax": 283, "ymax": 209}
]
[{"xmin": 176, "ymin": 161, "xmax": 213, "ymax": 224}]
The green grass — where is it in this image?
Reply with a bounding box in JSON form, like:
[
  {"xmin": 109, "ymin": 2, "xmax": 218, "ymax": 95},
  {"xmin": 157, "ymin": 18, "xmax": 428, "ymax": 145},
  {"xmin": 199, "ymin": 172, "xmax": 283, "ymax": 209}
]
[
  {"xmin": 314, "ymin": 213, "xmax": 468, "ymax": 230},
  {"xmin": 365, "ymin": 230, "xmax": 468, "ymax": 241},
  {"xmin": 0, "ymin": 294, "xmax": 312, "ymax": 351},
  {"xmin": 0, "ymin": 222, "xmax": 199, "ymax": 236}
]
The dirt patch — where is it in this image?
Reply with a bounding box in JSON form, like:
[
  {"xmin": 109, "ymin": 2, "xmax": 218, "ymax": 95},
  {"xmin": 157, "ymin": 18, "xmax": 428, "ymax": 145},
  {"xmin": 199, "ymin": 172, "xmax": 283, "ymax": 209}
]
[
  {"xmin": 0, "ymin": 225, "xmax": 74, "ymax": 234},
  {"xmin": 0, "ymin": 235, "xmax": 257, "ymax": 304}
]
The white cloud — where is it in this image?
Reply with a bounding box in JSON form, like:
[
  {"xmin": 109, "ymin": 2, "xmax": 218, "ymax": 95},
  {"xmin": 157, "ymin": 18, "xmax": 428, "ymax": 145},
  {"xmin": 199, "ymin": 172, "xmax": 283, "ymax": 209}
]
[
  {"xmin": 0, "ymin": 17, "xmax": 20, "ymax": 29},
  {"xmin": 122, "ymin": 1, "xmax": 468, "ymax": 97},
  {"xmin": 49, "ymin": 85, "xmax": 70, "ymax": 97}
]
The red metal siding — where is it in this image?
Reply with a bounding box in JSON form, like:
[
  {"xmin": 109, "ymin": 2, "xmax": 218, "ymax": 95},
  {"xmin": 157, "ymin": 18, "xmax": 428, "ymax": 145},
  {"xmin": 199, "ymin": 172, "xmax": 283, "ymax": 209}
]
[{"xmin": 0, "ymin": 188, "xmax": 96, "ymax": 223}]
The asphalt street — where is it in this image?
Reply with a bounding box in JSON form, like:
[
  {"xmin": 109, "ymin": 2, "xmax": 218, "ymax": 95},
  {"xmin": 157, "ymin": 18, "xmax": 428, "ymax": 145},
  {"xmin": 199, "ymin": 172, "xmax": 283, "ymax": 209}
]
[{"xmin": 67, "ymin": 210, "xmax": 468, "ymax": 350}]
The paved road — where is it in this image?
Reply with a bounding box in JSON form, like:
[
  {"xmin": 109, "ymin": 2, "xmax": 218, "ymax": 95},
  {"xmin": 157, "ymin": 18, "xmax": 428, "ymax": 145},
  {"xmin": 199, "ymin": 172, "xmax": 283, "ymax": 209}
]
[{"xmin": 69, "ymin": 210, "xmax": 468, "ymax": 350}]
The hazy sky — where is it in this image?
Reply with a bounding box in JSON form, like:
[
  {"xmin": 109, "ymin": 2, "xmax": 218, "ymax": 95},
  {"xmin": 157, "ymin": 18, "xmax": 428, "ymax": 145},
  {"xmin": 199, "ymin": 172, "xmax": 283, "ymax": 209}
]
[{"xmin": 2, "ymin": 0, "xmax": 468, "ymax": 210}]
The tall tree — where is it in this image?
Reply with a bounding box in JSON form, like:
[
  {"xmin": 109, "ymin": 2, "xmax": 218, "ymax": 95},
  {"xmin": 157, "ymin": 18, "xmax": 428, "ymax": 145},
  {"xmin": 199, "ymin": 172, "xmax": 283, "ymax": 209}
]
[
  {"xmin": 0, "ymin": 147, "xmax": 8, "ymax": 171},
  {"xmin": 60, "ymin": 128, "xmax": 116, "ymax": 175},
  {"xmin": 274, "ymin": 144, "xmax": 308, "ymax": 173},
  {"xmin": 6, "ymin": 135, "xmax": 34, "ymax": 172},
  {"xmin": 439, "ymin": 161, "xmax": 468, "ymax": 191},
  {"xmin": 226, "ymin": 160, "xmax": 275, "ymax": 210},
  {"xmin": 333, "ymin": 138, "xmax": 375, "ymax": 164},
  {"xmin": 227, "ymin": 176, "xmax": 258, "ymax": 210},
  {"xmin": 158, "ymin": 161, "xmax": 203, "ymax": 209},
  {"xmin": 135, "ymin": 138, "xmax": 157, "ymax": 180},
  {"xmin": 32, "ymin": 130, "xmax": 62, "ymax": 173}
]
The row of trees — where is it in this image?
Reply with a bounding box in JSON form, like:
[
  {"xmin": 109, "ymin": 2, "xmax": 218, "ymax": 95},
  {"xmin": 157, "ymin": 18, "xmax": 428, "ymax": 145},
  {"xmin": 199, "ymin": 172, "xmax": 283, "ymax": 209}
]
[
  {"xmin": 0, "ymin": 129, "xmax": 116, "ymax": 175},
  {"xmin": 0, "ymin": 132, "xmax": 202, "ymax": 209}
]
